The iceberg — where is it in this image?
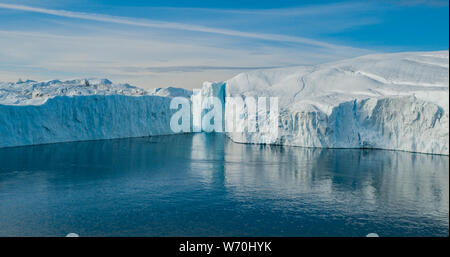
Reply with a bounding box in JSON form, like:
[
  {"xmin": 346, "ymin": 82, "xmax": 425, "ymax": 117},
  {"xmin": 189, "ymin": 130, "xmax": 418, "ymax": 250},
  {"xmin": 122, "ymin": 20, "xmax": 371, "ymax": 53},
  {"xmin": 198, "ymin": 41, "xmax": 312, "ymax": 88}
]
[
  {"xmin": 222, "ymin": 51, "xmax": 449, "ymax": 155},
  {"xmin": 0, "ymin": 51, "xmax": 448, "ymax": 155},
  {"xmin": 0, "ymin": 79, "xmax": 178, "ymax": 148}
]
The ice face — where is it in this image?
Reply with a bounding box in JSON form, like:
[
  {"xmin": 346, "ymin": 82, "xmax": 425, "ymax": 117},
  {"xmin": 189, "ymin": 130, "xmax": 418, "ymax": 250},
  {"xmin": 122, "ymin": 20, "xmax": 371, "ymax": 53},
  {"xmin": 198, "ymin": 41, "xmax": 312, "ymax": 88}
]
[
  {"xmin": 0, "ymin": 79, "xmax": 178, "ymax": 148},
  {"xmin": 0, "ymin": 51, "xmax": 448, "ymax": 154},
  {"xmin": 223, "ymin": 51, "xmax": 449, "ymax": 155},
  {"xmin": 0, "ymin": 94, "xmax": 179, "ymax": 148}
]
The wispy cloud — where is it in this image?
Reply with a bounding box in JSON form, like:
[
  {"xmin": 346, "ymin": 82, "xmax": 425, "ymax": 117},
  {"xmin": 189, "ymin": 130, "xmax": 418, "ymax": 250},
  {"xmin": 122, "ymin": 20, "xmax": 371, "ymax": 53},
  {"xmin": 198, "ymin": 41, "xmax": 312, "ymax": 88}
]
[
  {"xmin": 0, "ymin": 1, "xmax": 391, "ymax": 89},
  {"xmin": 121, "ymin": 65, "xmax": 291, "ymax": 73},
  {"xmin": 385, "ymin": 0, "xmax": 449, "ymax": 7},
  {"xmin": 0, "ymin": 2, "xmax": 357, "ymax": 49},
  {"xmin": 0, "ymin": 27, "xmax": 367, "ymax": 88},
  {"xmin": 153, "ymin": 1, "xmax": 375, "ymax": 16}
]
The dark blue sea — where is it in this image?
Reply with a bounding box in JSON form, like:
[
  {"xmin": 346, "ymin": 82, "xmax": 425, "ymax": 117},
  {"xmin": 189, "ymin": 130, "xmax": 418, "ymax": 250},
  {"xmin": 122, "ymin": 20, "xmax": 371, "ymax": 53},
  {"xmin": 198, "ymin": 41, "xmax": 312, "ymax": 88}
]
[{"xmin": 0, "ymin": 133, "xmax": 448, "ymax": 236}]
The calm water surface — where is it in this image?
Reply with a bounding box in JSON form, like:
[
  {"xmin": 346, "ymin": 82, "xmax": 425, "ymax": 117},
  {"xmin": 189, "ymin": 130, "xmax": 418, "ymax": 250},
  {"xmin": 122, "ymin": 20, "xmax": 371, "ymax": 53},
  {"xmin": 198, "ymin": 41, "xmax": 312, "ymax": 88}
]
[{"xmin": 0, "ymin": 134, "xmax": 448, "ymax": 236}]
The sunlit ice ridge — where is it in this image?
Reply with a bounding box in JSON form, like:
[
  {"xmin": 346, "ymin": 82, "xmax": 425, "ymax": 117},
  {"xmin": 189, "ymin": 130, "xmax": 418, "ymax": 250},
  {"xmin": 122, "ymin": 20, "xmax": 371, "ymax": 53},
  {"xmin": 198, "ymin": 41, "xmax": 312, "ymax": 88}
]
[{"xmin": 0, "ymin": 51, "xmax": 448, "ymax": 155}]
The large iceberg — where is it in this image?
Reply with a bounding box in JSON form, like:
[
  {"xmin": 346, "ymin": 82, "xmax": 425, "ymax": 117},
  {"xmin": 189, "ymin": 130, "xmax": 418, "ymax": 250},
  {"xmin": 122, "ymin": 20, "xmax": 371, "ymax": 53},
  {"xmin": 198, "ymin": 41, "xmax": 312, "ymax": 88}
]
[
  {"xmin": 0, "ymin": 79, "xmax": 180, "ymax": 148},
  {"xmin": 222, "ymin": 51, "xmax": 449, "ymax": 155},
  {"xmin": 0, "ymin": 51, "xmax": 448, "ymax": 155}
]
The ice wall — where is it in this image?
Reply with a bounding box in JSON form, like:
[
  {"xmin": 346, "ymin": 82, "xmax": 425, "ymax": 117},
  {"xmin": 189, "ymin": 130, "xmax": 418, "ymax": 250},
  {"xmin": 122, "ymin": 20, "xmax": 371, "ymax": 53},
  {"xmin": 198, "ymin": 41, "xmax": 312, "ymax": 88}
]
[
  {"xmin": 0, "ymin": 95, "xmax": 177, "ymax": 148},
  {"xmin": 222, "ymin": 51, "xmax": 449, "ymax": 155},
  {"xmin": 0, "ymin": 79, "xmax": 179, "ymax": 148},
  {"xmin": 0, "ymin": 51, "xmax": 448, "ymax": 155},
  {"xmin": 191, "ymin": 81, "xmax": 226, "ymax": 132}
]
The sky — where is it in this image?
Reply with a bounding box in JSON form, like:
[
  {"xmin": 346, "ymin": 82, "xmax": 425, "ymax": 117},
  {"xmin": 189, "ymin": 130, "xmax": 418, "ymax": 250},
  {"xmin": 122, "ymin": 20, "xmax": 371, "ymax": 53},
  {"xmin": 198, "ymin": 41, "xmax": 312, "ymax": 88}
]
[{"xmin": 0, "ymin": 0, "xmax": 448, "ymax": 89}]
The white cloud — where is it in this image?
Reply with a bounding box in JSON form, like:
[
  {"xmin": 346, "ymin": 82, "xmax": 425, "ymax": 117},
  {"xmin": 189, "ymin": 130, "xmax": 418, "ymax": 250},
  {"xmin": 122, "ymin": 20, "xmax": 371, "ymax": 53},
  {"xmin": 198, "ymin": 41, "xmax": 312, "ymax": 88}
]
[
  {"xmin": 0, "ymin": 2, "xmax": 374, "ymax": 89},
  {"xmin": 0, "ymin": 2, "xmax": 362, "ymax": 49}
]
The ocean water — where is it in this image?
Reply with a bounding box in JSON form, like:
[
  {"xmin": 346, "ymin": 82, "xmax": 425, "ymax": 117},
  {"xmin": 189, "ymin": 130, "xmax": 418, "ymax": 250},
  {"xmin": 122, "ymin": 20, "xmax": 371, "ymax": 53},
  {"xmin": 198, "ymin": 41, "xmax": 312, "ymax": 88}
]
[{"xmin": 0, "ymin": 133, "xmax": 448, "ymax": 237}]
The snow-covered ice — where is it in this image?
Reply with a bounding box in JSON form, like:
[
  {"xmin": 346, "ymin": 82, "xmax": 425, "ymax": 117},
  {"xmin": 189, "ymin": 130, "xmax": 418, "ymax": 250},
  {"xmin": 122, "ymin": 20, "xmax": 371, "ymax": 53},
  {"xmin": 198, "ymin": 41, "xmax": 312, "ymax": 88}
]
[
  {"xmin": 0, "ymin": 51, "xmax": 448, "ymax": 154},
  {"xmin": 0, "ymin": 78, "xmax": 147, "ymax": 106},
  {"xmin": 150, "ymin": 86, "xmax": 193, "ymax": 98},
  {"xmin": 223, "ymin": 51, "xmax": 449, "ymax": 155},
  {"xmin": 0, "ymin": 79, "xmax": 178, "ymax": 148}
]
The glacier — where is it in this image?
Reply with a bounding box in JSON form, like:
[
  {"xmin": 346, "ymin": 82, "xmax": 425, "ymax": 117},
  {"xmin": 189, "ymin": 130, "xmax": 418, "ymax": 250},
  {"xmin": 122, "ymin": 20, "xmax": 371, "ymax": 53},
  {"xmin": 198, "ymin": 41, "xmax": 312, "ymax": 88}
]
[
  {"xmin": 223, "ymin": 51, "xmax": 449, "ymax": 155},
  {"xmin": 0, "ymin": 51, "xmax": 448, "ymax": 155},
  {"xmin": 0, "ymin": 79, "xmax": 182, "ymax": 148}
]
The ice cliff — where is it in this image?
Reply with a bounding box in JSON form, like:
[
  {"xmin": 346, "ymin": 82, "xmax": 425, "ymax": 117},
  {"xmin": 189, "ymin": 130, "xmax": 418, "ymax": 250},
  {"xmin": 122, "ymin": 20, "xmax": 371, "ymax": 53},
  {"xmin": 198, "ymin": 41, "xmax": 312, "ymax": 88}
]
[
  {"xmin": 222, "ymin": 51, "xmax": 449, "ymax": 155},
  {"xmin": 0, "ymin": 79, "xmax": 179, "ymax": 148},
  {"xmin": 0, "ymin": 51, "xmax": 448, "ymax": 154}
]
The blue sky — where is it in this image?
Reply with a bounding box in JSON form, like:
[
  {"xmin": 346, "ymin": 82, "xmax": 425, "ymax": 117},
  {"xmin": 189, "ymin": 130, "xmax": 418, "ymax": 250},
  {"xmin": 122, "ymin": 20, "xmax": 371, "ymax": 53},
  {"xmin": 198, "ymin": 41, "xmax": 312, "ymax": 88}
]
[{"xmin": 0, "ymin": 0, "xmax": 448, "ymax": 89}]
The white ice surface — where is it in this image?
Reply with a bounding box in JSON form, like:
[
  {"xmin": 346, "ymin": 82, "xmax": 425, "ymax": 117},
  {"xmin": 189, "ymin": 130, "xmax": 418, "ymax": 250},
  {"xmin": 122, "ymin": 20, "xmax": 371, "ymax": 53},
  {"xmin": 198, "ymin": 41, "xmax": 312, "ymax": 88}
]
[
  {"xmin": 0, "ymin": 79, "xmax": 178, "ymax": 148},
  {"xmin": 223, "ymin": 51, "xmax": 449, "ymax": 155},
  {"xmin": 0, "ymin": 51, "xmax": 448, "ymax": 154},
  {"xmin": 0, "ymin": 78, "xmax": 147, "ymax": 106}
]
